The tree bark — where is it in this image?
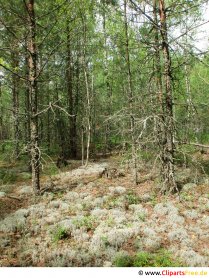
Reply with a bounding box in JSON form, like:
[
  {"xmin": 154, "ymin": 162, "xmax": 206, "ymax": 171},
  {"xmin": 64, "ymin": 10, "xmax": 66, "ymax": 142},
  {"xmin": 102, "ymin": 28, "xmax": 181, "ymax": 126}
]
[
  {"xmin": 25, "ymin": 0, "xmax": 40, "ymax": 195},
  {"xmin": 11, "ymin": 44, "xmax": 20, "ymax": 159},
  {"xmin": 159, "ymin": 0, "xmax": 177, "ymax": 192},
  {"xmin": 66, "ymin": 21, "xmax": 77, "ymax": 158},
  {"xmin": 124, "ymin": 0, "xmax": 138, "ymax": 185}
]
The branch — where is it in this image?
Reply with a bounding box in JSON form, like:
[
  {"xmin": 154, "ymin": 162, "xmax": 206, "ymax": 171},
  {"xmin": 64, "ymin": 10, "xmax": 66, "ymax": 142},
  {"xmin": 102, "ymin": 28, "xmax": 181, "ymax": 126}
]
[{"xmin": 176, "ymin": 141, "xmax": 209, "ymax": 149}]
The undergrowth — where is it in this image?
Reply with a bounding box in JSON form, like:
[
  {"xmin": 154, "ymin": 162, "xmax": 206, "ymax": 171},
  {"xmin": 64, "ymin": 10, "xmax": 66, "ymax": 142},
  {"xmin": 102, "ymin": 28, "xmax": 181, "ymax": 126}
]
[{"xmin": 114, "ymin": 250, "xmax": 182, "ymax": 267}]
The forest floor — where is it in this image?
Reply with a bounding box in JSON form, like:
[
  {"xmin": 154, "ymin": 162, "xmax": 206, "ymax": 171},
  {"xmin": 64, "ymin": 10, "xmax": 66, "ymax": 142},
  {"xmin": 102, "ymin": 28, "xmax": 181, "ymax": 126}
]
[{"xmin": 0, "ymin": 154, "xmax": 209, "ymax": 267}]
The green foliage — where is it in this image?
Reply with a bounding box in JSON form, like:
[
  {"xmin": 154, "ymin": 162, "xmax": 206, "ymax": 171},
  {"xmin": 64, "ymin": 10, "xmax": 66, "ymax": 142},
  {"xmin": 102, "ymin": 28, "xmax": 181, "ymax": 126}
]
[
  {"xmin": 0, "ymin": 169, "xmax": 18, "ymax": 184},
  {"xmin": 114, "ymin": 254, "xmax": 134, "ymax": 267},
  {"xmin": 175, "ymin": 152, "xmax": 192, "ymax": 167},
  {"xmin": 105, "ymin": 196, "xmax": 121, "ymax": 209},
  {"xmin": 43, "ymin": 163, "xmax": 59, "ymax": 176},
  {"xmin": 72, "ymin": 216, "xmax": 96, "ymax": 231},
  {"xmin": 140, "ymin": 150, "xmax": 154, "ymax": 162},
  {"xmin": 52, "ymin": 226, "xmax": 68, "ymax": 242},
  {"xmin": 199, "ymin": 159, "xmax": 209, "ymax": 176},
  {"xmin": 114, "ymin": 250, "xmax": 181, "ymax": 267},
  {"xmin": 150, "ymin": 196, "xmax": 158, "ymax": 206},
  {"xmin": 125, "ymin": 191, "xmax": 139, "ymax": 205},
  {"xmin": 133, "ymin": 252, "xmax": 152, "ymax": 267}
]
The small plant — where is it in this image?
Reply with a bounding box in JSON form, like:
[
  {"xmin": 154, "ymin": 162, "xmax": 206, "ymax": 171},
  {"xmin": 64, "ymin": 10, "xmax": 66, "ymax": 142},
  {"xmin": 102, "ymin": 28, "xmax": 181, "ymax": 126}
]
[
  {"xmin": 133, "ymin": 252, "xmax": 152, "ymax": 267},
  {"xmin": 152, "ymin": 250, "xmax": 182, "ymax": 267},
  {"xmin": 105, "ymin": 197, "xmax": 120, "ymax": 209},
  {"xmin": 101, "ymin": 235, "xmax": 109, "ymax": 247},
  {"xmin": 72, "ymin": 216, "xmax": 96, "ymax": 231},
  {"xmin": 114, "ymin": 254, "xmax": 134, "ymax": 267},
  {"xmin": 113, "ymin": 250, "xmax": 182, "ymax": 267},
  {"xmin": 138, "ymin": 213, "xmax": 146, "ymax": 222},
  {"xmin": 125, "ymin": 191, "xmax": 139, "ymax": 205},
  {"xmin": 150, "ymin": 194, "xmax": 157, "ymax": 206},
  {"xmin": 0, "ymin": 169, "xmax": 17, "ymax": 184},
  {"xmin": 181, "ymin": 192, "xmax": 194, "ymax": 202},
  {"xmin": 106, "ymin": 216, "xmax": 115, "ymax": 227},
  {"xmin": 52, "ymin": 226, "xmax": 68, "ymax": 242}
]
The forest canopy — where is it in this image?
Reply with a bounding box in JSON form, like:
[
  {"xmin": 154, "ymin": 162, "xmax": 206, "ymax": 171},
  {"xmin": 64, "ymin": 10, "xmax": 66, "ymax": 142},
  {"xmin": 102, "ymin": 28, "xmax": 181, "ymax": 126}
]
[{"xmin": 0, "ymin": 0, "xmax": 209, "ymax": 194}]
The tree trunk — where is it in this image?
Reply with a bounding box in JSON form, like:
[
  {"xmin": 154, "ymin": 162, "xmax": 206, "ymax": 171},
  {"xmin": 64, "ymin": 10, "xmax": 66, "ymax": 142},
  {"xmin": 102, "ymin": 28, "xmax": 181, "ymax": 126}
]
[
  {"xmin": 55, "ymin": 81, "xmax": 68, "ymax": 165},
  {"xmin": 81, "ymin": 17, "xmax": 91, "ymax": 167},
  {"xmin": 66, "ymin": 21, "xmax": 77, "ymax": 158},
  {"xmin": 103, "ymin": 6, "xmax": 112, "ymax": 155},
  {"xmin": 11, "ymin": 45, "xmax": 20, "ymax": 159},
  {"xmin": 159, "ymin": 0, "xmax": 177, "ymax": 192},
  {"xmin": 0, "ymin": 79, "xmax": 3, "ymax": 146},
  {"xmin": 25, "ymin": 0, "xmax": 40, "ymax": 195},
  {"xmin": 124, "ymin": 0, "xmax": 138, "ymax": 185}
]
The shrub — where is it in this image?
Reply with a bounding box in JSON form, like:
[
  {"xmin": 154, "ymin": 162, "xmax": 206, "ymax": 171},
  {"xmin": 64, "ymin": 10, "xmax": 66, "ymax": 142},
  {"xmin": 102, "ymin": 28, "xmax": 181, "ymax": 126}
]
[
  {"xmin": 0, "ymin": 169, "xmax": 17, "ymax": 184},
  {"xmin": 114, "ymin": 254, "xmax": 134, "ymax": 267},
  {"xmin": 113, "ymin": 250, "xmax": 181, "ymax": 267},
  {"xmin": 52, "ymin": 226, "xmax": 68, "ymax": 242},
  {"xmin": 125, "ymin": 191, "xmax": 139, "ymax": 205},
  {"xmin": 72, "ymin": 216, "xmax": 96, "ymax": 231}
]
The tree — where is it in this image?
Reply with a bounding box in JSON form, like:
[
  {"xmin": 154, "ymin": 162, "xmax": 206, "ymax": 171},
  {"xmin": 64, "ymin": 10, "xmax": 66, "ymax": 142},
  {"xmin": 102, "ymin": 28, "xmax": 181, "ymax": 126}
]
[{"xmin": 25, "ymin": 0, "xmax": 40, "ymax": 194}]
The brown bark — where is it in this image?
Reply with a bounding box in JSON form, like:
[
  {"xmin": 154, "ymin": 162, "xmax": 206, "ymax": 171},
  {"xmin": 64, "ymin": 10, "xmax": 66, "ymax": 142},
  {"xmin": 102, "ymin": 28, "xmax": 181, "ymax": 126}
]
[
  {"xmin": 159, "ymin": 0, "xmax": 177, "ymax": 192},
  {"xmin": 124, "ymin": 0, "xmax": 138, "ymax": 185},
  {"xmin": 11, "ymin": 45, "xmax": 20, "ymax": 159},
  {"xmin": 25, "ymin": 0, "xmax": 40, "ymax": 195},
  {"xmin": 66, "ymin": 21, "xmax": 77, "ymax": 158},
  {"xmin": 103, "ymin": 7, "xmax": 112, "ymax": 155},
  {"xmin": 0, "ymin": 78, "xmax": 3, "ymax": 143}
]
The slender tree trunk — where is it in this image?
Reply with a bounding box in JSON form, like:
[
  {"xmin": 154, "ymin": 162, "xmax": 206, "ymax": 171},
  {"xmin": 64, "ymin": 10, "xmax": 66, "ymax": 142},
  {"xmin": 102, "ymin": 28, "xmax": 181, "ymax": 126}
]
[
  {"xmin": 0, "ymin": 79, "xmax": 3, "ymax": 145},
  {"xmin": 153, "ymin": 0, "xmax": 165, "ymax": 184},
  {"xmin": 83, "ymin": 63, "xmax": 91, "ymax": 167},
  {"xmin": 159, "ymin": 0, "xmax": 177, "ymax": 192},
  {"xmin": 11, "ymin": 46, "xmax": 20, "ymax": 159},
  {"xmin": 46, "ymin": 83, "xmax": 51, "ymax": 153},
  {"xmin": 81, "ymin": 125, "xmax": 84, "ymax": 166},
  {"xmin": 103, "ymin": 6, "xmax": 112, "ymax": 155},
  {"xmin": 25, "ymin": 0, "xmax": 40, "ymax": 195},
  {"xmin": 55, "ymin": 82, "xmax": 67, "ymax": 165},
  {"xmin": 81, "ymin": 18, "xmax": 91, "ymax": 167},
  {"xmin": 66, "ymin": 21, "xmax": 77, "ymax": 158},
  {"xmin": 124, "ymin": 0, "xmax": 138, "ymax": 184}
]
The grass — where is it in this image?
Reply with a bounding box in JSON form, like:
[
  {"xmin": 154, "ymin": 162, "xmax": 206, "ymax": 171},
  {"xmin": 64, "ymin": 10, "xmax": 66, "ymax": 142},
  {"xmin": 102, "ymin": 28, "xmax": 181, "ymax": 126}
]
[
  {"xmin": 114, "ymin": 250, "xmax": 182, "ymax": 267},
  {"xmin": 0, "ymin": 169, "xmax": 18, "ymax": 184}
]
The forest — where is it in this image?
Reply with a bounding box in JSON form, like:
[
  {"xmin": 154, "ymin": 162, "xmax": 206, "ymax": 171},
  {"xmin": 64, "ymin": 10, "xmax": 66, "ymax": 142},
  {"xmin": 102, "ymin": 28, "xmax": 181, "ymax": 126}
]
[{"xmin": 0, "ymin": 0, "xmax": 209, "ymax": 268}]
